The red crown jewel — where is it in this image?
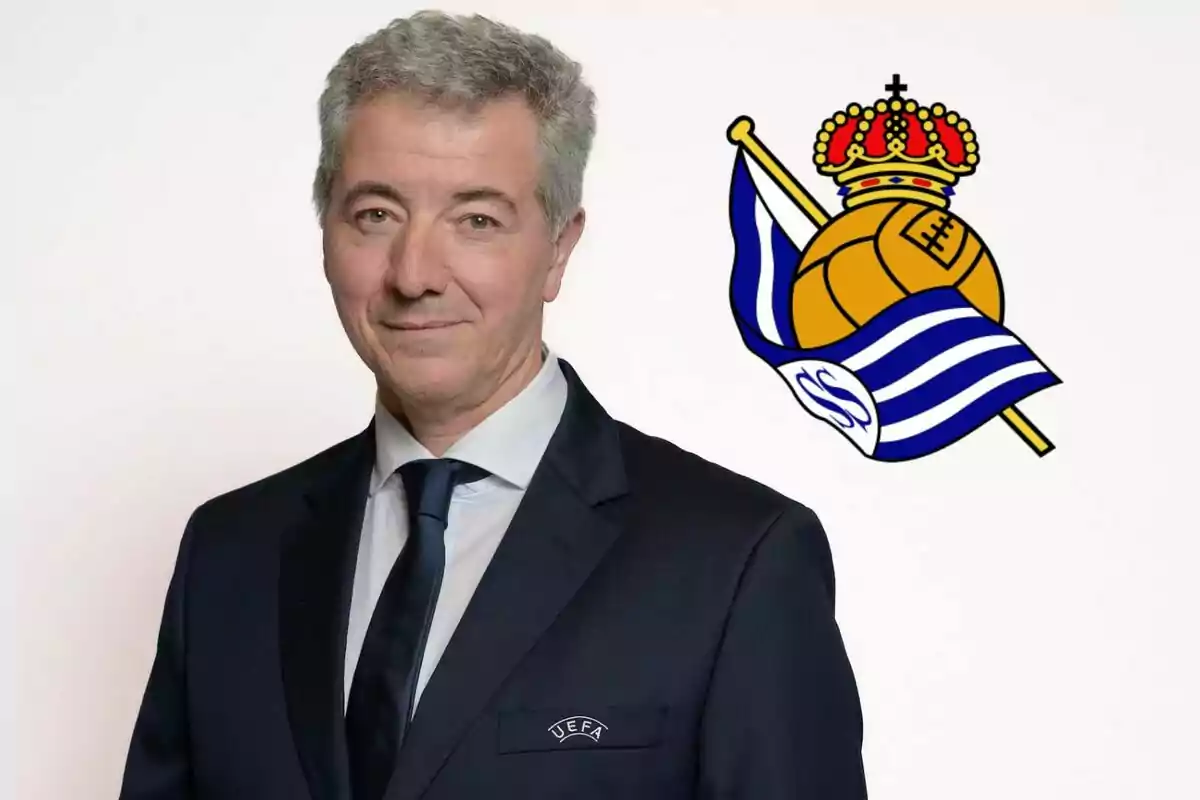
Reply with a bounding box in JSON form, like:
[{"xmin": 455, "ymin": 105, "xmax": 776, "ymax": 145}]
[{"xmin": 814, "ymin": 75, "xmax": 979, "ymax": 208}]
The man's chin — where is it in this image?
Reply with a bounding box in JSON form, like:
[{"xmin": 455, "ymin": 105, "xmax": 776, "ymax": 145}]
[{"xmin": 377, "ymin": 359, "xmax": 470, "ymax": 408}]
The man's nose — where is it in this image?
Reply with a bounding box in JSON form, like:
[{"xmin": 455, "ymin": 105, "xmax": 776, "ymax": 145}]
[{"xmin": 386, "ymin": 221, "xmax": 448, "ymax": 298}]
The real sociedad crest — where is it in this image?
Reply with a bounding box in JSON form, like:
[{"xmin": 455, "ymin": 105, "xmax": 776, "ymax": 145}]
[{"xmin": 726, "ymin": 75, "xmax": 1061, "ymax": 461}]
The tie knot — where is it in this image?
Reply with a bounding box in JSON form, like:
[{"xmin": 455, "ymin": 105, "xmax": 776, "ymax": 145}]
[{"xmin": 396, "ymin": 458, "xmax": 489, "ymax": 526}]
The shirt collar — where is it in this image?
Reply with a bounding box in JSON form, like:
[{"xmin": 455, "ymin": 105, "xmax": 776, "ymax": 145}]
[{"xmin": 370, "ymin": 344, "xmax": 568, "ymax": 494}]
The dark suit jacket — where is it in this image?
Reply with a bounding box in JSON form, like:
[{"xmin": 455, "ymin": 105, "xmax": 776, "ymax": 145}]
[{"xmin": 119, "ymin": 358, "xmax": 867, "ymax": 799}]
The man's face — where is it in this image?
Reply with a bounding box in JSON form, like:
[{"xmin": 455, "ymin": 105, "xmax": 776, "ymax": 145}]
[{"xmin": 322, "ymin": 91, "xmax": 583, "ymax": 417}]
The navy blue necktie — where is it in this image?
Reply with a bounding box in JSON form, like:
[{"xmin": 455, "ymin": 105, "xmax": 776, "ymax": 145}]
[{"xmin": 345, "ymin": 458, "xmax": 488, "ymax": 800}]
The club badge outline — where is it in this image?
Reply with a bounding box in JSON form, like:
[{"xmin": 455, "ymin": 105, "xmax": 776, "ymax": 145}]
[{"xmin": 725, "ymin": 74, "xmax": 1062, "ymax": 462}]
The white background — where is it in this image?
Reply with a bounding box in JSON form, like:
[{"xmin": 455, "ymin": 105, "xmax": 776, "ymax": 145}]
[{"xmin": 3, "ymin": 1, "xmax": 1198, "ymax": 797}]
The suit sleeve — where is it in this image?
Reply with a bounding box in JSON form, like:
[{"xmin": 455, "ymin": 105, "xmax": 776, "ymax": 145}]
[
  {"xmin": 118, "ymin": 510, "xmax": 200, "ymax": 799},
  {"xmin": 697, "ymin": 504, "xmax": 868, "ymax": 799}
]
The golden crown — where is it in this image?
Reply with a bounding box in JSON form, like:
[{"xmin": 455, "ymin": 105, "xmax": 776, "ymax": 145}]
[{"xmin": 814, "ymin": 75, "xmax": 979, "ymax": 208}]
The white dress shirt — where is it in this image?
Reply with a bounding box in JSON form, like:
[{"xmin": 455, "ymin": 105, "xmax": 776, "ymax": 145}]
[{"xmin": 343, "ymin": 346, "xmax": 568, "ymax": 712}]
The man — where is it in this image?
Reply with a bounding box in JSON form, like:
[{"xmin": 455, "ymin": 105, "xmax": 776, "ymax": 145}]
[{"xmin": 120, "ymin": 10, "xmax": 867, "ymax": 800}]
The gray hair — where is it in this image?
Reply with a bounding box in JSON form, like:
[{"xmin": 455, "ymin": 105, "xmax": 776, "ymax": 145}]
[{"xmin": 312, "ymin": 10, "xmax": 596, "ymax": 238}]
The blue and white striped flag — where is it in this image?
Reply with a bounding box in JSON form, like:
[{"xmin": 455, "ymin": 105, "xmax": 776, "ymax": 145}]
[{"xmin": 728, "ymin": 149, "xmax": 1060, "ymax": 461}]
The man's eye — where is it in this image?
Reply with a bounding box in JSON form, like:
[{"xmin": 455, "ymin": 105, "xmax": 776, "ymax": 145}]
[
  {"xmin": 463, "ymin": 214, "xmax": 499, "ymax": 230},
  {"xmin": 357, "ymin": 209, "xmax": 390, "ymax": 224},
  {"xmin": 352, "ymin": 208, "xmax": 399, "ymax": 228}
]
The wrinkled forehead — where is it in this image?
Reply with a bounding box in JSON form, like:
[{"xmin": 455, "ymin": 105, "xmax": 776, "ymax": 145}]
[{"xmin": 334, "ymin": 90, "xmax": 544, "ymax": 199}]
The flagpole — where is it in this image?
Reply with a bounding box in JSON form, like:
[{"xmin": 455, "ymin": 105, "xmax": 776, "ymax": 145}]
[{"xmin": 726, "ymin": 115, "xmax": 1055, "ymax": 457}]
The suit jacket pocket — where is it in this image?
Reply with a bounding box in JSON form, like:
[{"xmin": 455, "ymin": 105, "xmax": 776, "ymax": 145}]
[{"xmin": 496, "ymin": 704, "xmax": 668, "ymax": 754}]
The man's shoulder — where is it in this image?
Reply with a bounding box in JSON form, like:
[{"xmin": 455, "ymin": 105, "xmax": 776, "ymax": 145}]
[
  {"xmin": 188, "ymin": 423, "xmax": 370, "ymax": 526},
  {"xmin": 612, "ymin": 420, "xmax": 835, "ymax": 594},
  {"xmin": 613, "ymin": 420, "xmax": 815, "ymax": 525}
]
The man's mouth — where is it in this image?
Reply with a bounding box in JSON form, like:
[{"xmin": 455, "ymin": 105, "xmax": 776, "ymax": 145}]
[{"xmin": 382, "ymin": 320, "xmax": 462, "ymax": 330}]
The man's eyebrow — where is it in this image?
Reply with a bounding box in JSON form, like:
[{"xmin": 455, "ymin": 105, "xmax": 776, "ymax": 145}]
[
  {"xmin": 452, "ymin": 187, "xmax": 517, "ymax": 214},
  {"xmin": 341, "ymin": 181, "xmax": 406, "ymax": 211}
]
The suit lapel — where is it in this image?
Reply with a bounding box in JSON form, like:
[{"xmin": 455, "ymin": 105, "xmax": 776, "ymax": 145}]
[
  {"xmin": 279, "ymin": 423, "xmax": 374, "ymax": 800},
  {"xmin": 386, "ymin": 358, "xmax": 629, "ymax": 800}
]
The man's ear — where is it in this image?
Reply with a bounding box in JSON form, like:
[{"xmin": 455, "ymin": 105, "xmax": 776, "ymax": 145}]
[{"xmin": 543, "ymin": 207, "xmax": 586, "ymax": 303}]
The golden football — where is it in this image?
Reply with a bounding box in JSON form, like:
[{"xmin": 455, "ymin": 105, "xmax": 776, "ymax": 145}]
[{"xmin": 790, "ymin": 200, "xmax": 1003, "ymax": 348}]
